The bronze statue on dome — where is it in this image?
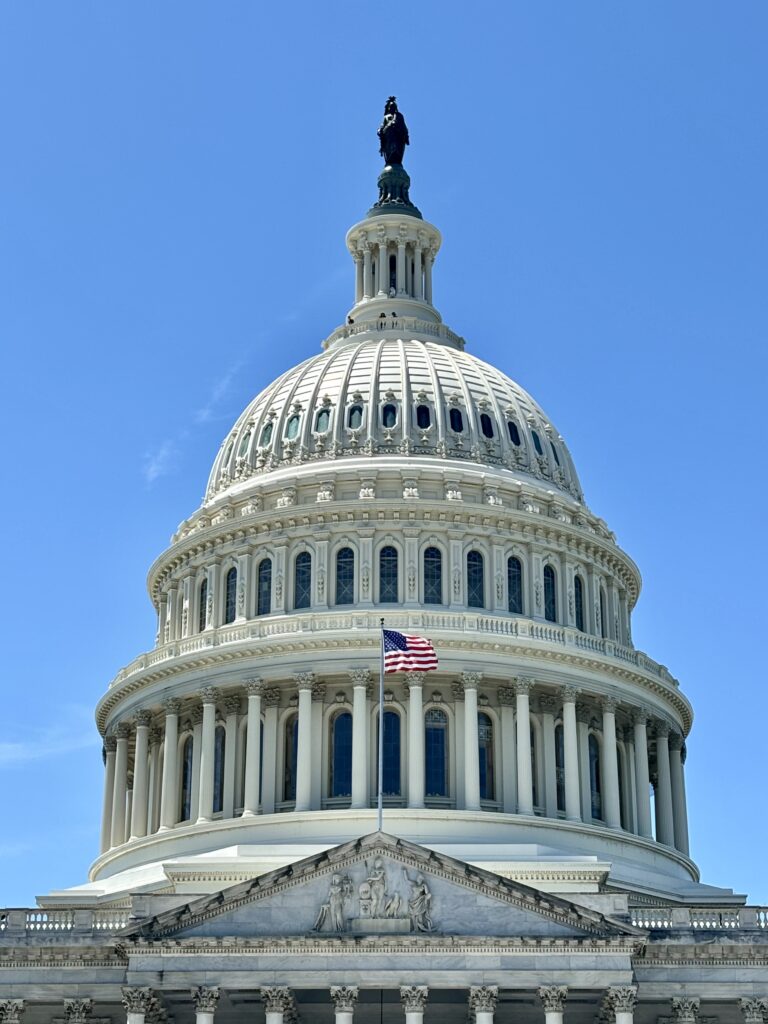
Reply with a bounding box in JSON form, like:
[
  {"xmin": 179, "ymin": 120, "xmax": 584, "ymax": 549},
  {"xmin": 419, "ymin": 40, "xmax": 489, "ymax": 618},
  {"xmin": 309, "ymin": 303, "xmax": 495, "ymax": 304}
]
[{"xmin": 378, "ymin": 97, "xmax": 410, "ymax": 166}]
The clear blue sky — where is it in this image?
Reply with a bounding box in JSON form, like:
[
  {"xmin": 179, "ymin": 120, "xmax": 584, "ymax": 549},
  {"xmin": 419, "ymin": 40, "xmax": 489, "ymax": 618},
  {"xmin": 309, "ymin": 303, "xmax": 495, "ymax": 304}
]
[{"xmin": 1, "ymin": 2, "xmax": 766, "ymax": 906}]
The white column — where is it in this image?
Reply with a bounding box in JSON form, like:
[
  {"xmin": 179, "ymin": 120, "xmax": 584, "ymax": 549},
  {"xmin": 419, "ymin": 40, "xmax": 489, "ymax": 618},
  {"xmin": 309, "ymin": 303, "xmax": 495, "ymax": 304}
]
[
  {"xmin": 669, "ymin": 734, "xmax": 690, "ymax": 855},
  {"xmin": 607, "ymin": 987, "xmax": 638, "ymax": 1024},
  {"xmin": 330, "ymin": 986, "xmax": 359, "ymax": 1024},
  {"xmin": 424, "ymin": 249, "xmax": 434, "ymax": 304},
  {"xmin": 396, "ymin": 237, "xmax": 407, "ymax": 295},
  {"xmin": 121, "ymin": 988, "xmax": 152, "ymax": 1024},
  {"xmin": 242, "ymin": 680, "xmax": 263, "ymax": 816},
  {"xmin": 577, "ymin": 702, "xmax": 592, "ymax": 821},
  {"xmin": 354, "ymin": 252, "xmax": 364, "ymax": 303},
  {"xmin": 540, "ymin": 695, "xmax": 557, "ymax": 817},
  {"xmin": 452, "ymin": 684, "xmax": 465, "ymax": 808},
  {"xmin": 222, "ymin": 694, "xmax": 239, "ymax": 817},
  {"xmin": 601, "ymin": 697, "xmax": 622, "ymax": 828},
  {"xmin": 468, "ymin": 986, "xmax": 498, "ymax": 1024},
  {"xmin": 406, "ymin": 672, "xmax": 425, "ymax": 808},
  {"xmin": 261, "ymin": 689, "xmax": 278, "ymax": 813},
  {"xmin": 100, "ymin": 736, "xmax": 117, "ymax": 852},
  {"xmin": 632, "ymin": 709, "xmax": 653, "ymax": 837},
  {"xmin": 147, "ymin": 727, "xmax": 161, "ymax": 834},
  {"xmin": 413, "ymin": 243, "xmax": 423, "ymax": 299},
  {"xmin": 260, "ymin": 988, "xmax": 292, "ymax": 1024},
  {"xmin": 499, "ymin": 688, "xmax": 517, "ymax": 813},
  {"xmin": 190, "ymin": 705, "xmax": 203, "ymax": 815},
  {"xmin": 159, "ymin": 698, "xmax": 181, "ymax": 829},
  {"xmin": 401, "ymin": 987, "xmax": 428, "ymax": 1024},
  {"xmin": 654, "ymin": 721, "xmax": 675, "ymax": 845},
  {"xmin": 515, "ymin": 678, "xmax": 534, "ymax": 815},
  {"xmin": 539, "ymin": 986, "xmax": 568, "ymax": 1024},
  {"xmin": 378, "ymin": 239, "xmax": 388, "ymax": 295},
  {"xmin": 130, "ymin": 710, "xmax": 151, "ymax": 840},
  {"xmin": 197, "ymin": 687, "xmax": 219, "ymax": 823},
  {"xmin": 362, "ymin": 244, "xmax": 372, "ymax": 300},
  {"xmin": 350, "ymin": 670, "xmax": 370, "ymax": 809},
  {"xmin": 295, "ymin": 673, "xmax": 314, "ymax": 811},
  {"xmin": 166, "ymin": 586, "xmax": 178, "ymax": 642},
  {"xmin": 110, "ymin": 722, "xmax": 130, "ymax": 847},
  {"xmin": 191, "ymin": 988, "xmax": 220, "ymax": 1024},
  {"xmin": 463, "ymin": 672, "xmax": 482, "ymax": 811},
  {"xmin": 562, "ymin": 687, "xmax": 581, "ymax": 822}
]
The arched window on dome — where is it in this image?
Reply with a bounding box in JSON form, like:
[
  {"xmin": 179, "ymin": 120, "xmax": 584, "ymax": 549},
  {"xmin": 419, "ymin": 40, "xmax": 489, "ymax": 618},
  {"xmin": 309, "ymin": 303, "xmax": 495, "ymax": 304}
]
[
  {"xmin": 467, "ymin": 550, "xmax": 485, "ymax": 609},
  {"xmin": 543, "ymin": 564, "xmax": 557, "ymax": 623},
  {"xmin": 224, "ymin": 566, "xmax": 237, "ymax": 624},
  {"xmin": 213, "ymin": 725, "xmax": 226, "ymax": 814},
  {"xmin": 347, "ymin": 405, "xmax": 363, "ymax": 430},
  {"xmin": 424, "ymin": 546, "xmax": 443, "ymax": 605},
  {"xmin": 198, "ymin": 578, "xmax": 208, "ymax": 633},
  {"xmin": 257, "ymin": 558, "xmax": 272, "ymax": 616},
  {"xmin": 531, "ymin": 430, "xmax": 544, "ymax": 456},
  {"xmin": 555, "ymin": 723, "xmax": 565, "ymax": 813},
  {"xmin": 449, "ymin": 408, "xmax": 464, "ymax": 433},
  {"xmin": 599, "ymin": 587, "xmax": 608, "ymax": 639},
  {"xmin": 376, "ymin": 710, "xmax": 401, "ymax": 796},
  {"xmin": 480, "ymin": 413, "xmax": 494, "ymax": 439},
  {"xmin": 237, "ymin": 430, "xmax": 251, "ymax": 458},
  {"xmin": 574, "ymin": 574, "xmax": 585, "ymax": 632},
  {"xmin": 425, "ymin": 708, "xmax": 448, "ymax": 798},
  {"xmin": 478, "ymin": 712, "xmax": 495, "ymax": 801},
  {"xmin": 335, "ymin": 547, "xmax": 355, "ymax": 606},
  {"xmin": 259, "ymin": 421, "xmax": 273, "ymax": 447},
  {"xmin": 416, "ymin": 404, "xmax": 431, "ymax": 429},
  {"xmin": 284, "ymin": 714, "xmax": 299, "ymax": 802},
  {"xmin": 550, "ymin": 440, "xmax": 561, "ymax": 465},
  {"xmin": 507, "ymin": 556, "xmax": 523, "ymax": 614},
  {"xmin": 589, "ymin": 733, "xmax": 602, "ymax": 820},
  {"xmin": 285, "ymin": 414, "xmax": 301, "ymax": 440},
  {"xmin": 379, "ymin": 546, "xmax": 398, "ymax": 603},
  {"xmin": 382, "ymin": 403, "xmax": 397, "ymax": 429},
  {"xmin": 179, "ymin": 735, "xmax": 193, "ymax": 823},
  {"xmin": 315, "ymin": 408, "xmax": 330, "ymax": 433},
  {"xmin": 329, "ymin": 711, "xmax": 353, "ymax": 798},
  {"xmin": 294, "ymin": 552, "xmax": 312, "ymax": 610},
  {"xmin": 507, "ymin": 420, "xmax": 521, "ymax": 446}
]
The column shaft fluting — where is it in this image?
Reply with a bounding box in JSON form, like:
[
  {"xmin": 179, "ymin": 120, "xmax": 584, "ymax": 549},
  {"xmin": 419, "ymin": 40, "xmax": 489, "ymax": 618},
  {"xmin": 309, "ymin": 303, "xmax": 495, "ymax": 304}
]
[
  {"xmin": 159, "ymin": 700, "xmax": 180, "ymax": 829},
  {"xmin": 562, "ymin": 692, "xmax": 581, "ymax": 821},
  {"xmin": 100, "ymin": 739, "xmax": 117, "ymax": 852},
  {"xmin": 655, "ymin": 724, "xmax": 675, "ymax": 845},
  {"xmin": 601, "ymin": 700, "xmax": 622, "ymax": 828},
  {"xmin": 669, "ymin": 737, "xmax": 690, "ymax": 855},
  {"xmin": 633, "ymin": 713, "xmax": 653, "ymax": 838},
  {"xmin": 242, "ymin": 684, "xmax": 263, "ymax": 816},
  {"xmin": 130, "ymin": 714, "xmax": 151, "ymax": 839},
  {"xmin": 295, "ymin": 680, "xmax": 313, "ymax": 811},
  {"xmin": 351, "ymin": 680, "xmax": 369, "ymax": 809},
  {"xmin": 407, "ymin": 677, "xmax": 425, "ymax": 807},
  {"xmin": 110, "ymin": 727, "xmax": 129, "ymax": 847},
  {"xmin": 197, "ymin": 690, "xmax": 218, "ymax": 823},
  {"xmin": 515, "ymin": 682, "xmax": 534, "ymax": 814},
  {"xmin": 463, "ymin": 679, "xmax": 481, "ymax": 810}
]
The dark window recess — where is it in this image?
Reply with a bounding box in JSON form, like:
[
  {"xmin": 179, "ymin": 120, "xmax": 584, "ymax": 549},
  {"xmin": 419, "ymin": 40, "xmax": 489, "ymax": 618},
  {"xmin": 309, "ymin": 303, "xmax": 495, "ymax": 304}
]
[
  {"xmin": 286, "ymin": 415, "xmax": 300, "ymax": 440},
  {"xmin": 257, "ymin": 559, "xmax": 272, "ymax": 616},
  {"xmin": 507, "ymin": 556, "xmax": 523, "ymax": 614},
  {"xmin": 348, "ymin": 405, "xmax": 363, "ymax": 429},
  {"xmin": 294, "ymin": 552, "xmax": 312, "ymax": 609},
  {"xmin": 260, "ymin": 422, "xmax": 273, "ymax": 446},
  {"xmin": 574, "ymin": 575, "xmax": 585, "ymax": 631},
  {"xmin": 330, "ymin": 712, "xmax": 353, "ymax": 797},
  {"xmin": 531, "ymin": 430, "xmax": 543, "ymax": 456},
  {"xmin": 224, "ymin": 567, "xmax": 237, "ymax": 624},
  {"xmin": 450, "ymin": 408, "xmax": 464, "ymax": 432},
  {"xmin": 467, "ymin": 550, "xmax": 485, "ymax": 608},
  {"xmin": 379, "ymin": 546, "xmax": 398, "ymax": 603},
  {"xmin": 550, "ymin": 440, "xmax": 560, "ymax": 465},
  {"xmin": 507, "ymin": 421, "xmax": 521, "ymax": 445},
  {"xmin": 382, "ymin": 404, "xmax": 397, "ymax": 428},
  {"xmin": 335, "ymin": 547, "xmax": 355, "ymax": 605},
  {"xmin": 315, "ymin": 409, "xmax": 330, "ymax": 432},
  {"xmin": 416, "ymin": 404, "xmax": 431, "ymax": 429},
  {"xmin": 544, "ymin": 564, "xmax": 557, "ymax": 622},
  {"xmin": 480, "ymin": 413, "xmax": 494, "ymax": 438},
  {"xmin": 424, "ymin": 546, "xmax": 443, "ymax": 604}
]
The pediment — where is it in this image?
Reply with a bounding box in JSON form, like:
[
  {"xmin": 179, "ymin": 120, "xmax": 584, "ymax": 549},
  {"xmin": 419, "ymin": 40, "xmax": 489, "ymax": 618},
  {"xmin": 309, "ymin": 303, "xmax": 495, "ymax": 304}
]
[{"xmin": 124, "ymin": 832, "xmax": 639, "ymax": 942}]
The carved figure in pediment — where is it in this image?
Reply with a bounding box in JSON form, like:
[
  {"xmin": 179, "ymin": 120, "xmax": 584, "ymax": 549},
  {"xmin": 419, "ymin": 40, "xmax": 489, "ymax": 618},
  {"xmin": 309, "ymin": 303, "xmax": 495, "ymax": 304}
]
[
  {"xmin": 402, "ymin": 868, "xmax": 434, "ymax": 932},
  {"xmin": 366, "ymin": 857, "xmax": 387, "ymax": 917},
  {"xmin": 313, "ymin": 873, "xmax": 353, "ymax": 932}
]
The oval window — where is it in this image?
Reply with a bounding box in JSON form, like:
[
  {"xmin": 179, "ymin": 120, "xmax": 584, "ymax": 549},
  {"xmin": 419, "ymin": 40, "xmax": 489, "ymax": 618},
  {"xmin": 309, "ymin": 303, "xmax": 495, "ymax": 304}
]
[
  {"xmin": 416, "ymin": 404, "xmax": 431, "ymax": 429},
  {"xmin": 259, "ymin": 422, "xmax": 273, "ymax": 447},
  {"xmin": 507, "ymin": 421, "xmax": 521, "ymax": 446},
  {"xmin": 449, "ymin": 408, "xmax": 464, "ymax": 433},
  {"xmin": 315, "ymin": 408, "xmax": 330, "ymax": 433},
  {"xmin": 348, "ymin": 405, "xmax": 363, "ymax": 429},
  {"xmin": 286, "ymin": 414, "xmax": 300, "ymax": 440},
  {"xmin": 550, "ymin": 440, "xmax": 561, "ymax": 465},
  {"xmin": 237, "ymin": 431, "xmax": 251, "ymax": 457},
  {"xmin": 480, "ymin": 413, "xmax": 494, "ymax": 438},
  {"xmin": 382, "ymin": 403, "xmax": 397, "ymax": 428},
  {"xmin": 531, "ymin": 429, "xmax": 543, "ymax": 456}
]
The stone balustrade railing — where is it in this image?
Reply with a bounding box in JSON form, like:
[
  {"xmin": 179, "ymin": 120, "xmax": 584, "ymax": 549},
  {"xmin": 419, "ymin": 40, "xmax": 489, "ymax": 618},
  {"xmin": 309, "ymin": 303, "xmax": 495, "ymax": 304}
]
[
  {"xmin": 629, "ymin": 906, "xmax": 768, "ymax": 930},
  {"xmin": 322, "ymin": 317, "xmax": 466, "ymax": 350},
  {"xmin": 109, "ymin": 610, "xmax": 678, "ymax": 690},
  {"xmin": 0, "ymin": 908, "xmax": 132, "ymax": 936}
]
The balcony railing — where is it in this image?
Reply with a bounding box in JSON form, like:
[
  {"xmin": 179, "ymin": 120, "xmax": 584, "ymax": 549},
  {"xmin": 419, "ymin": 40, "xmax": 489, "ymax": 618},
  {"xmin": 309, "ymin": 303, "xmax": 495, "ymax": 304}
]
[
  {"xmin": 629, "ymin": 906, "xmax": 768, "ymax": 930},
  {"xmin": 0, "ymin": 908, "xmax": 132, "ymax": 937},
  {"xmin": 110, "ymin": 611, "xmax": 678, "ymax": 691}
]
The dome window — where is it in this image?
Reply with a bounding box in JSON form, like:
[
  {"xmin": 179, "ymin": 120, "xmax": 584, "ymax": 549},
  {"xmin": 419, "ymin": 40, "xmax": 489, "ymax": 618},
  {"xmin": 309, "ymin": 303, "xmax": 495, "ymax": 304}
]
[
  {"xmin": 531, "ymin": 429, "xmax": 544, "ymax": 456},
  {"xmin": 416, "ymin": 404, "xmax": 431, "ymax": 429},
  {"xmin": 224, "ymin": 440, "xmax": 234, "ymax": 463},
  {"xmin": 550, "ymin": 440, "xmax": 561, "ymax": 465},
  {"xmin": 237, "ymin": 430, "xmax": 252, "ymax": 457},
  {"xmin": 348, "ymin": 405, "xmax": 363, "ymax": 429},
  {"xmin": 449, "ymin": 408, "xmax": 464, "ymax": 433},
  {"xmin": 315, "ymin": 408, "xmax": 330, "ymax": 433},
  {"xmin": 382, "ymin": 403, "xmax": 397, "ymax": 428},
  {"xmin": 507, "ymin": 421, "xmax": 521, "ymax": 446},
  {"xmin": 286, "ymin": 414, "xmax": 301, "ymax": 440},
  {"xmin": 259, "ymin": 422, "xmax": 273, "ymax": 447},
  {"xmin": 480, "ymin": 413, "xmax": 494, "ymax": 438}
]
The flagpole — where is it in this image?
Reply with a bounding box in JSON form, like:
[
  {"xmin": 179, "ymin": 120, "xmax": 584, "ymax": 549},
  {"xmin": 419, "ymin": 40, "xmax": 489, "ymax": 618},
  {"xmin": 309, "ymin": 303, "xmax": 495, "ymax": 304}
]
[{"xmin": 377, "ymin": 617, "xmax": 385, "ymax": 832}]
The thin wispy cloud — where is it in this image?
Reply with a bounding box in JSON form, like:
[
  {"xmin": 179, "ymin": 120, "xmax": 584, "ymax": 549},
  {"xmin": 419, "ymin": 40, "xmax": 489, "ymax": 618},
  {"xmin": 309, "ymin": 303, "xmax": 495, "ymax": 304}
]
[
  {"xmin": 143, "ymin": 438, "xmax": 178, "ymax": 484},
  {"xmin": 194, "ymin": 362, "xmax": 243, "ymax": 424},
  {"xmin": 0, "ymin": 706, "xmax": 100, "ymax": 766}
]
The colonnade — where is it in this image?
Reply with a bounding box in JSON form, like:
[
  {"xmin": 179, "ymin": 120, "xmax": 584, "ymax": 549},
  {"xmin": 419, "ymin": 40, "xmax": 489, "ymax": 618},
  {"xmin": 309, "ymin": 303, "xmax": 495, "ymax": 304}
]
[
  {"xmin": 4, "ymin": 991, "xmax": 763, "ymax": 1024},
  {"xmin": 100, "ymin": 675, "xmax": 689, "ymax": 859}
]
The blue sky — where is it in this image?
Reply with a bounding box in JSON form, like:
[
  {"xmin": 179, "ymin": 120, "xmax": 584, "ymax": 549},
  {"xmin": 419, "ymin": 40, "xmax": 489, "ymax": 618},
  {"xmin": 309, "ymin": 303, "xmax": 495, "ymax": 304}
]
[{"xmin": 1, "ymin": 2, "xmax": 766, "ymax": 905}]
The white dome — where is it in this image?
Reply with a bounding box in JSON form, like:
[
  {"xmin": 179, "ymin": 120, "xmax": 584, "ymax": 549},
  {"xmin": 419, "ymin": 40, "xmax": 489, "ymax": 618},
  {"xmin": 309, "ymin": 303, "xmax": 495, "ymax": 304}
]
[{"xmin": 206, "ymin": 333, "xmax": 583, "ymax": 506}]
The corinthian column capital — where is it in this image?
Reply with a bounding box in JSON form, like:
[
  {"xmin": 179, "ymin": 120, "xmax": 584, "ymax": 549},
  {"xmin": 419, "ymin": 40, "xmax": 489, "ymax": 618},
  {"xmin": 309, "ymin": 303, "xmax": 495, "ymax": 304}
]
[
  {"xmin": 63, "ymin": 1001, "xmax": 93, "ymax": 1024},
  {"xmin": 191, "ymin": 988, "xmax": 220, "ymax": 1014},
  {"xmin": 670, "ymin": 997, "xmax": 699, "ymax": 1024},
  {"xmin": 400, "ymin": 987, "xmax": 429, "ymax": 1013},
  {"xmin": 121, "ymin": 989, "xmax": 153, "ymax": 1015},
  {"xmin": 260, "ymin": 989, "xmax": 292, "ymax": 1015},
  {"xmin": 0, "ymin": 1002, "xmax": 25, "ymax": 1024},
  {"xmin": 739, "ymin": 998, "xmax": 768, "ymax": 1024},
  {"xmin": 330, "ymin": 987, "xmax": 359, "ymax": 1012},
  {"xmin": 538, "ymin": 987, "xmax": 568, "ymax": 1013},
  {"xmin": 468, "ymin": 987, "xmax": 498, "ymax": 1015},
  {"xmin": 606, "ymin": 988, "xmax": 638, "ymax": 1014}
]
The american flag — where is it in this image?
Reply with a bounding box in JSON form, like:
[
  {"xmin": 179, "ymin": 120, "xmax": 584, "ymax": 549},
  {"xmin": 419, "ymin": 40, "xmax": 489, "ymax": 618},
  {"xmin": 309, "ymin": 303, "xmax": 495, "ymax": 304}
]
[{"xmin": 382, "ymin": 629, "xmax": 438, "ymax": 673}]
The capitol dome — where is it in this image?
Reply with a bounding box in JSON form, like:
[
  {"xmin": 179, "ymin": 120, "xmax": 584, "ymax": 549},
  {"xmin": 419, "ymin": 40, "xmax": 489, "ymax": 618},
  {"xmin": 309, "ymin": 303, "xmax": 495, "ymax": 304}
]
[{"xmin": 80, "ymin": 103, "xmax": 713, "ymax": 911}]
